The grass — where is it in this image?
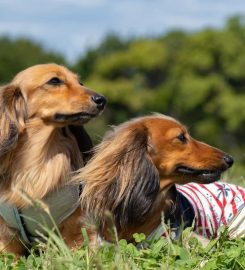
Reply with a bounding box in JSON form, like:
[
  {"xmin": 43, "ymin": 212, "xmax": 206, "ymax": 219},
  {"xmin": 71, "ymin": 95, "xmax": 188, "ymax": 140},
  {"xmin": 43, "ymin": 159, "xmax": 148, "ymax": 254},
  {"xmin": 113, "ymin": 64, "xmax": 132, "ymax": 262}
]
[
  {"xmin": 224, "ymin": 164, "xmax": 245, "ymax": 187},
  {"xmin": 1, "ymin": 171, "xmax": 244, "ymax": 270},
  {"xmin": 0, "ymin": 228, "xmax": 244, "ymax": 270}
]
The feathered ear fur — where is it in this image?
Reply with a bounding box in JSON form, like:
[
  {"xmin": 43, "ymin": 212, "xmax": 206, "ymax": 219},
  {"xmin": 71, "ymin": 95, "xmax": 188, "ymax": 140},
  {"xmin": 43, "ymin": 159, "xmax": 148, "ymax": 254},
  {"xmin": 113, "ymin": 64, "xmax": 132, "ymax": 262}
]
[
  {"xmin": 0, "ymin": 85, "xmax": 27, "ymax": 157},
  {"xmin": 76, "ymin": 121, "xmax": 160, "ymax": 231}
]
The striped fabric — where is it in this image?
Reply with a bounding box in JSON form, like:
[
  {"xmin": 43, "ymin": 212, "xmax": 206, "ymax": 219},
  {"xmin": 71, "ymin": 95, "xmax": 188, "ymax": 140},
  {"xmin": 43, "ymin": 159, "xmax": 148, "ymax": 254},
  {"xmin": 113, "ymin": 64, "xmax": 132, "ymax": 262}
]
[{"xmin": 176, "ymin": 182, "xmax": 245, "ymax": 238}]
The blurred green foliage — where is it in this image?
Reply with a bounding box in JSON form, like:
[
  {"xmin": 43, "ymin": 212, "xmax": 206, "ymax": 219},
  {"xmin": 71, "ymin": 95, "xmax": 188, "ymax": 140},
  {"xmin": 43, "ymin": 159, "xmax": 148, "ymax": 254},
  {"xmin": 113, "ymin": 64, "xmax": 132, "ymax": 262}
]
[
  {"xmin": 0, "ymin": 36, "xmax": 65, "ymax": 83},
  {"xmin": 0, "ymin": 16, "xmax": 244, "ymax": 176},
  {"xmin": 78, "ymin": 16, "xmax": 245, "ymax": 175}
]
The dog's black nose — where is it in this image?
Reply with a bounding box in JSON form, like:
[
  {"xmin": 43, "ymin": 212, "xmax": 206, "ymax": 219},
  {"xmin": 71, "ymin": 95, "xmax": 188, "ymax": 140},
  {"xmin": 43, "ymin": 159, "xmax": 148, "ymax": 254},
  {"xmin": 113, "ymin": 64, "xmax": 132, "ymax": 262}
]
[
  {"xmin": 223, "ymin": 154, "xmax": 234, "ymax": 168},
  {"xmin": 91, "ymin": 94, "xmax": 107, "ymax": 110}
]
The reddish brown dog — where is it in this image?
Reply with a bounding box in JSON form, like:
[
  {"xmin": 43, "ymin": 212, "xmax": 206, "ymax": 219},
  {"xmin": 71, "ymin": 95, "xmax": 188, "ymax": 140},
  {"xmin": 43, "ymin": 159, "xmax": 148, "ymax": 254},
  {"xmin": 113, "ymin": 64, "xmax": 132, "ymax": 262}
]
[{"xmin": 76, "ymin": 114, "xmax": 233, "ymax": 241}]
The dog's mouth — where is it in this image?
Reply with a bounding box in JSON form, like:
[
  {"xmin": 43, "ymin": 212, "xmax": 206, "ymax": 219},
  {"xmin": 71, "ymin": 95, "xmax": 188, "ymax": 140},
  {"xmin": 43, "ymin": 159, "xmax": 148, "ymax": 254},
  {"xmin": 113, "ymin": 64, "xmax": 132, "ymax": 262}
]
[
  {"xmin": 53, "ymin": 112, "xmax": 97, "ymax": 124},
  {"xmin": 175, "ymin": 165, "xmax": 225, "ymax": 183}
]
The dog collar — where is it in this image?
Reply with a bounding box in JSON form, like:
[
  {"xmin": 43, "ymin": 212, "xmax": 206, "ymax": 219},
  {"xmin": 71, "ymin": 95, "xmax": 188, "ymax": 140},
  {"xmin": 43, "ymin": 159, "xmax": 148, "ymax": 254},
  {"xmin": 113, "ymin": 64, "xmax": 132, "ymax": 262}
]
[{"xmin": 0, "ymin": 184, "xmax": 80, "ymax": 246}]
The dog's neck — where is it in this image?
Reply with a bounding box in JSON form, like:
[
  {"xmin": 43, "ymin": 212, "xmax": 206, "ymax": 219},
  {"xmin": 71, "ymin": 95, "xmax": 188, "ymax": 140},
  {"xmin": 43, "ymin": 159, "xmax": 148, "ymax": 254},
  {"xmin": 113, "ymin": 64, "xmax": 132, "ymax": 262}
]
[
  {"xmin": 100, "ymin": 179, "xmax": 177, "ymax": 242},
  {"xmin": 116, "ymin": 182, "xmax": 196, "ymax": 242},
  {"xmin": 118, "ymin": 184, "xmax": 175, "ymax": 241},
  {"xmin": 1, "ymin": 118, "xmax": 83, "ymax": 207}
]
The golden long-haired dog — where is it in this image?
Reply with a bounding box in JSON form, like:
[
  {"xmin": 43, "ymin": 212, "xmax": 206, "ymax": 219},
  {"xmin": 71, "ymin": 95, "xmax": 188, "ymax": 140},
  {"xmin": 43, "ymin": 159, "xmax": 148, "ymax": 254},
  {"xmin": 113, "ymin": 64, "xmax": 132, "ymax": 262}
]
[
  {"xmin": 75, "ymin": 114, "xmax": 245, "ymax": 243},
  {"xmin": 0, "ymin": 63, "xmax": 106, "ymax": 256}
]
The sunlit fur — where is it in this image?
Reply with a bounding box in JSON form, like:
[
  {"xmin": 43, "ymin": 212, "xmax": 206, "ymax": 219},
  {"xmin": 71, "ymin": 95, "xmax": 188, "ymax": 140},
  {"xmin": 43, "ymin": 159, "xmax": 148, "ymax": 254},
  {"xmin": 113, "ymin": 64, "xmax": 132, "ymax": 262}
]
[
  {"xmin": 76, "ymin": 114, "xmax": 231, "ymax": 241},
  {"xmin": 0, "ymin": 64, "xmax": 103, "ymax": 255}
]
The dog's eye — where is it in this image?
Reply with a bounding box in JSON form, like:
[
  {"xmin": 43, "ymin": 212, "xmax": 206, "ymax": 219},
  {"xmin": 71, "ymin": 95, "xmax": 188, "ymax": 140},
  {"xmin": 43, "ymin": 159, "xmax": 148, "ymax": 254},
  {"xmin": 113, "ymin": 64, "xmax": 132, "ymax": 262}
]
[
  {"xmin": 47, "ymin": 77, "xmax": 64, "ymax": 86},
  {"xmin": 177, "ymin": 133, "xmax": 187, "ymax": 143},
  {"xmin": 79, "ymin": 81, "xmax": 84, "ymax": 86}
]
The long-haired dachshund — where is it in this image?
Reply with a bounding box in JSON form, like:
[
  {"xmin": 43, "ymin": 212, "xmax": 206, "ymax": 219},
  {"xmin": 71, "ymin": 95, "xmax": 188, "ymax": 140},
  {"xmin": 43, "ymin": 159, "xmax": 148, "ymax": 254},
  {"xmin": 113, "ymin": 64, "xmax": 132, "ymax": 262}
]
[
  {"xmin": 76, "ymin": 114, "xmax": 245, "ymax": 242},
  {"xmin": 0, "ymin": 64, "xmax": 106, "ymax": 256}
]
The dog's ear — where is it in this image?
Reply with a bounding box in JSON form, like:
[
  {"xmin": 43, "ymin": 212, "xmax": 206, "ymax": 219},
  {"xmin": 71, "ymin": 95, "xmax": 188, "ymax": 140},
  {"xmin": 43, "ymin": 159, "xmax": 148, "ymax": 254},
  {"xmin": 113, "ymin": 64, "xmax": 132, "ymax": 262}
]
[
  {"xmin": 79, "ymin": 122, "xmax": 160, "ymax": 230},
  {"xmin": 112, "ymin": 126, "xmax": 160, "ymax": 229},
  {"xmin": 0, "ymin": 84, "xmax": 27, "ymax": 157}
]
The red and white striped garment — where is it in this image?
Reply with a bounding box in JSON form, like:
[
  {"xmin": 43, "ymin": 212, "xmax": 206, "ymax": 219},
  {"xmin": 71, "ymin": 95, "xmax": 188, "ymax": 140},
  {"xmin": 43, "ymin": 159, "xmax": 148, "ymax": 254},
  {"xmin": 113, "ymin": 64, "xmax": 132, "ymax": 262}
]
[{"xmin": 176, "ymin": 182, "xmax": 245, "ymax": 238}]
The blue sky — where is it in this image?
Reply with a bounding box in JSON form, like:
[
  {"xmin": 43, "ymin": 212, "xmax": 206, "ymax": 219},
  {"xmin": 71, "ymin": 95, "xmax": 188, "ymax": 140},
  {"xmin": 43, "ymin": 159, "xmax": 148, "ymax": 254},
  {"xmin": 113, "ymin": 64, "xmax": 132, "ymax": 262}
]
[{"xmin": 0, "ymin": 0, "xmax": 244, "ymax": 62}]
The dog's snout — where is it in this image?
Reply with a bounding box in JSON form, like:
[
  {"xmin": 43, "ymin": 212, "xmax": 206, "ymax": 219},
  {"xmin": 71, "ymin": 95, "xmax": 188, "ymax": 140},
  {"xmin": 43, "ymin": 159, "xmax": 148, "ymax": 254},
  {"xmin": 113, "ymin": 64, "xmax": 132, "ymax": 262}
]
[
  {"xmin": 91, "ymin": 94, "xmax": 107, "ymax": 110},
  {"xmin": 223, "ymin": 154, "xmax": 234, "ymax": 168}
]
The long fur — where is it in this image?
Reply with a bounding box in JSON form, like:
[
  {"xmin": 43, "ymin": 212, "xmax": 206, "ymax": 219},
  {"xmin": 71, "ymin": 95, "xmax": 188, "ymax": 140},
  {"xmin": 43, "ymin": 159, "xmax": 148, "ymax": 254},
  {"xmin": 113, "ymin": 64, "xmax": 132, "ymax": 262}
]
[
  {"xmin": 1, "ymin": 120, "xmax": 82, "ymax": 206},
  {"xmin": 0, "ymin": 85, "xmax": 27, "ymax": 158},
  {"xmin": 76, "ymin": 114, "xmax": 232, "ymax": 241},
  {"xmin": 77, "ymin": 119, "xmax": 160, "ymax": 232},
  {"xmin": 0, "ymin": 63, "xmax": 104, "ymax": 255}
]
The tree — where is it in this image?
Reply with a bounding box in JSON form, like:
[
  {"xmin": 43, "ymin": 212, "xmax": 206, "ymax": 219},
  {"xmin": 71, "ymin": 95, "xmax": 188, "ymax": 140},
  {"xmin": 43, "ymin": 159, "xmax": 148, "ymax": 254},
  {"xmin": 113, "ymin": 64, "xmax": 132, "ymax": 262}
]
[
  {"xmin": 0, "ymin": 37, "xmax": 65, "ymax": 83},
  {"xmin": 74, "ymin": 16, "xmax": 245, "ymax": 171}
]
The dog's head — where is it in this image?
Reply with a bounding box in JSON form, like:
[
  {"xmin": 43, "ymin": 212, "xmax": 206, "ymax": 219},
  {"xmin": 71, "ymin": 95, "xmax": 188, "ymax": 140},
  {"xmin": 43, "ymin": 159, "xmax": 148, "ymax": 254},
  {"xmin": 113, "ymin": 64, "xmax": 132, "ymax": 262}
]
[
  {"xmin": 0, "ymin": 63, "xmax": 106, "ymax": 157},
  {"xmin": 78, "ymin": 114, "xmax": 233, "ymax": 230},
  {"xmin": 145, "ymin": 114, "xmax": 233, "ymax": 186}
]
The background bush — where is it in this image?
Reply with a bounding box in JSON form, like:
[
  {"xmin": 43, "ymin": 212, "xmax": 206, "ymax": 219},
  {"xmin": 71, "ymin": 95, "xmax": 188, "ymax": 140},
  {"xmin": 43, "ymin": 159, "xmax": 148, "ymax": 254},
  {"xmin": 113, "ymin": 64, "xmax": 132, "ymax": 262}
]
[{"xmin": 0, "ymin": 16, "xmax": 244, "ymax": 178}]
